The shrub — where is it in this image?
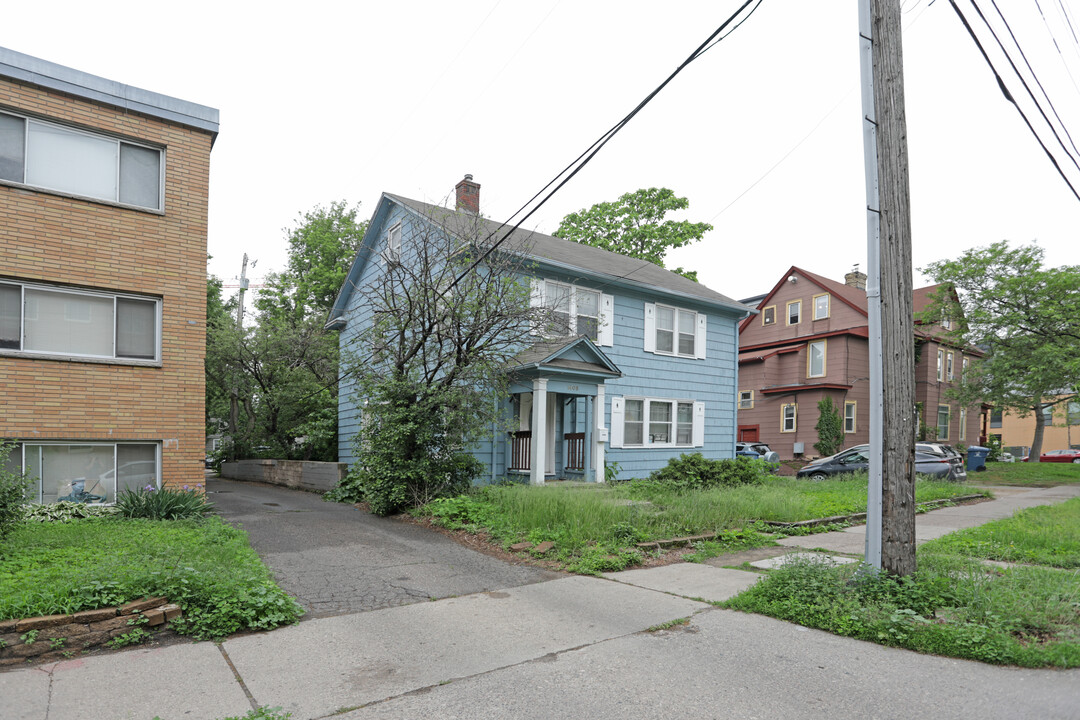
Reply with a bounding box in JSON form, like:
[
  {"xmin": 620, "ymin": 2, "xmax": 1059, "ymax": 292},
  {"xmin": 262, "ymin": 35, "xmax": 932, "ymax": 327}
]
[
  {"xmin": 0, "ymin": 442, "xmax": 32, "ymax": 543},
  {"xmin": 644, "ymin": 453, "xmax": 769, "ymax": 491},
  {"xmin": 814, "ymin": 397, "xmax": 844, "ymax": 457},
  {"xmin": 115, "ymin": 485, "xmax": 214, "ymax": 520}
]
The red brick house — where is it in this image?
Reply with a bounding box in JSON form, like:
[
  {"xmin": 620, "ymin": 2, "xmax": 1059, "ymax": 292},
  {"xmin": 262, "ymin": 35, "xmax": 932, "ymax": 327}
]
[
  {"xmin": 736, "ymin": 267, "xmax": 984, "ymax": 459},
  {"xmin": 1, "ymin": 48, "xmax": 218, "ymax": 502}
]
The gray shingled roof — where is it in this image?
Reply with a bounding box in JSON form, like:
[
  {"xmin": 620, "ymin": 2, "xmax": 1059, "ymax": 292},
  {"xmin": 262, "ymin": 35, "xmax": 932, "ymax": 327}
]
[{"xmin": 386, "ymin": 194, "xmax": 751, "ymax": 313}]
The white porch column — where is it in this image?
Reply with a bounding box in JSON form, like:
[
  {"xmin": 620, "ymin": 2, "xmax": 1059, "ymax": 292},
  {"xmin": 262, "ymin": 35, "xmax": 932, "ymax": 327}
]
[
  {"xmin": 530, "ymin": 378, "xmax": 548, "ymax": 485},
  {"xmin": 594, "ymin": 385, "xmax": 606, "ymax": 483}
]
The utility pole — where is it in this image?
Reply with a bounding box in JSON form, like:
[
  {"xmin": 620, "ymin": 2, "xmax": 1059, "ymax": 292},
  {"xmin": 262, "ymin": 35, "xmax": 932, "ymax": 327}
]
[
  {"xmin": 859, "ymin": 0, "xmax": 917, "ymax": 576},
  {"xmin": 228, "ymin": 254, "xmax": 250, "ymax": 446}
]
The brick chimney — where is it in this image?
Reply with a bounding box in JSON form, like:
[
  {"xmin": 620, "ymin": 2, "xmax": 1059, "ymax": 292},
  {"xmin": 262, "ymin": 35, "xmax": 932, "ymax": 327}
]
[
  {"xmin": 845, "ymin": 268, "xmax": 867, "ymax": 290},
  {"xmin": 455, "ymin": 174, "xmax": 480, "ymax": 214}
]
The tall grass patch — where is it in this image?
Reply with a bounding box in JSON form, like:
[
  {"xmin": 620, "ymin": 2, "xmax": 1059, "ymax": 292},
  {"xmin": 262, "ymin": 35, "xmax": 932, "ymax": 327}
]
[
  {"xmin": 976, "ymin": 462, "xmax": 1080, "ymax": 486},
  {"xmin": 919, "ymin": 498, "xmax": 1080, "ymax": 568},
  {"xmin": 0, "ymin": 516, "xmax": 302, "ymax": 639}
]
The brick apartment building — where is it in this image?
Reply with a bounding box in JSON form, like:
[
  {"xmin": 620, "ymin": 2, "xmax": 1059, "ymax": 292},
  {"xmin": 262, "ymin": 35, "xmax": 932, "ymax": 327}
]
[{"xmin": 0, "ymin": 48, "xmax": 218, "ymax": 502}]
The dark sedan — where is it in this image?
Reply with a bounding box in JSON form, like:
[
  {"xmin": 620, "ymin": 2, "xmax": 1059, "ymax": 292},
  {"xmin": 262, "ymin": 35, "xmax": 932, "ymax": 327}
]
[
  {"xmin": 797, "ymin": 447, "xmax": 963, "ymax": 480},
  {"xmin": 1023, "ymin": 449, "xmax": 1080, "ymax": 463}
]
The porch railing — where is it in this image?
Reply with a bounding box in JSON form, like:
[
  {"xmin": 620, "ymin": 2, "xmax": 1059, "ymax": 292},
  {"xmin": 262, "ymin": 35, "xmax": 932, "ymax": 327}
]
[
  {"xmin": 565, "ymin": 432, "xmax": 585, "ymax": 471},
  {"xmin": 509, "ymin": 431, "xmax": 531, "ymax": 470}
]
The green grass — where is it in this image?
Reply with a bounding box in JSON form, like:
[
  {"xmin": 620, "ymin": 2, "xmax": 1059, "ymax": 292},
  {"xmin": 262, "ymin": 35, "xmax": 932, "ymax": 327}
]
[
  {"xmin": 418, "ymin": 475, "xmax": 983, "ymax": 574},
  {"xmin": 0, "ymin": 516, "xmax": 303, "ymax": 639},
  {"xmin": 975, "ymin": 461, "xmax": 1080, "ymax": 486},
  {"xmin": 722, "ymin": 499, "xmax": 1080, "ymax": 668},
  {"xmin": 919, "ymin": 498, "xmax": 1080, "ymax": 568}
]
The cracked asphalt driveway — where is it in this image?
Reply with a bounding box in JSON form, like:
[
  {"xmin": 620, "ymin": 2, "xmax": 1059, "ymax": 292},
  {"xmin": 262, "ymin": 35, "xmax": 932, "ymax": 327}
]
[{"xmin": 208, "ymin": 477, "xmax": 562, "ymax": 618}]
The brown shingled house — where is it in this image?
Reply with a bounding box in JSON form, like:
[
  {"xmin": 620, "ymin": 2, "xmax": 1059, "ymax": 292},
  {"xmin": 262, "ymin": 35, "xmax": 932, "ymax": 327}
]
[{"xmin": 736, "ymin": 267, "xmax": 985, "ymax": 460}]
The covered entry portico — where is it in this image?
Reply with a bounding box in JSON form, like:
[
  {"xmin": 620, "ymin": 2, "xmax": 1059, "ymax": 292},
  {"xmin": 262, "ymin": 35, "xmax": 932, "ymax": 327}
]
[{"xmin": 506, "ymin": 337, "xmax": 621, "ymax": 485}]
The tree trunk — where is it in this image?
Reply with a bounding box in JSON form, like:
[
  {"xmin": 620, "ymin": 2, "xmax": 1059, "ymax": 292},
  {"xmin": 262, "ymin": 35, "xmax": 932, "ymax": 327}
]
[
  {"xmin": 873, "ymin": 0, "xmax": 917, "ymax": 576},
  {"xmin": 1031, "ymin": 403, "xmax": 1046, "ymax": 461}
]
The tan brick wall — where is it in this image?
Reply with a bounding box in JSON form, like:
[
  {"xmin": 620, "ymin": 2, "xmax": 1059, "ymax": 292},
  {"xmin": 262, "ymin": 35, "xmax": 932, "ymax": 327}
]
[{"xmin": 0, "ymin": 76, "xmax": 212, "ymax": 490}]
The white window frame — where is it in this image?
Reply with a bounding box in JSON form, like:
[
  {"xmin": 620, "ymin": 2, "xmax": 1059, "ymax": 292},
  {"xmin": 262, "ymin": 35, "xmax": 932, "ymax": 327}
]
[
  {"xmin": 0, "ymin": 280, "xmax": 161, "ymax": 364},
  {"xmin": 385, "ymin": 222, "xmax": 402, "ymax": 261},
  {"xmin": 844, "ymin": 401, "xmax": 857, "ymax": 433},
  {"xmin": 812, "ymin": 293, "xmax": 830, "ymax": 320},
  {"xmin": 530, "ymin": 278, "xmax": 613, "ymax": 346},
  {"xmin": 959, "ymin": 407, "xmax": 967, "ymax": 441},
  {"xmin": 946, "ymin": 351, "xmax": 955, "ymax": 381},
  {"xmin": 738, "ymin": 390, "xmax": 754, "ymax": 410},
  {"xmin": 644, "ymin": 302, "xmax": 706, "ymax": 359},
  {"xmin": 610, "ymin": 397, "xmax": 704, "ymax": 448},
  {"xmin": 781, "ymin": 403, "xmax": 797, "ymax": 433},
  {"xmin": 937, "ymin": 349, "xmax": 944, "ymax": 381},
  {"xmin": 807, "ymin": 339, "xmax": 826, "ymax": 378},
  {"xmin": 0, "ymin": 110, "xmax": 164, "ymax": 211},
  {"xmin": 786, "ymin": 300, "xmax": 801, "ymax": 325}
]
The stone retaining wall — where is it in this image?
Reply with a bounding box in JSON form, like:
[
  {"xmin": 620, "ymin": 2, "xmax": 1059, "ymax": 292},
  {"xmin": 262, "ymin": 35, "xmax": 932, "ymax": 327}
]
[
  {"xmin": 219, "ymin": 459, "xmax": 348, "ymax": 493},
  {"xmin": 0, "ymin": 597, "xmax": 180, "ymax": 668}
]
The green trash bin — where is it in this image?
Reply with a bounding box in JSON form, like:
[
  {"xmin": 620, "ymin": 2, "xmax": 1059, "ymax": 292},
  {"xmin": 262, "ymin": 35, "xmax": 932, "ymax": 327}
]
[{"xmin": 966, "ymin": 446, "xmax": 990, "ymax": 472}]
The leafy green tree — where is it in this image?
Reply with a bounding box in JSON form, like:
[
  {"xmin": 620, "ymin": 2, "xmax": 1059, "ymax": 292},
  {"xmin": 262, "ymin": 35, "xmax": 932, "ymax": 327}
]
[
  {"xmin": 205, "ymin": 271, "xmax": 235, "ymax": 436},
  {"xmin": 921, "ymin": 241, "xmax": 1080, "ymax": 460},
  {"xmin": 255, "ymin": 200, "xmax": 368, "ymax": 322},
  {"xmin": 814, "ymin": 397, "xmax": 844, "ymax": 457},
  {"xmin": 554, "ymin": 188, "xmax": 711, "ymax": 282},
  {"xmin": 329, "ymin": 211, "xmax": 550, "ymax": 515}
]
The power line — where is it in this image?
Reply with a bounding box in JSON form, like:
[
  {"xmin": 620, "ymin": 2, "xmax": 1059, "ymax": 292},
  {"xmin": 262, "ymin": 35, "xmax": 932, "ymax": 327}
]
[
  {"xmin": 444, "ymin": 0, "xmax": 763, "ymax": 294},
  {"xmin": 949, "ymin": 0, "xmax": 1080, "ymax": 202}
]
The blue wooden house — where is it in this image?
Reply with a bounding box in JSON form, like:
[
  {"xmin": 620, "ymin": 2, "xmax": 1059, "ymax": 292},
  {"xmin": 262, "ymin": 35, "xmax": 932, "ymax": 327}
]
[{"xmin": 327, "ymin": 177, "xmax": 755, "ymax": 483}]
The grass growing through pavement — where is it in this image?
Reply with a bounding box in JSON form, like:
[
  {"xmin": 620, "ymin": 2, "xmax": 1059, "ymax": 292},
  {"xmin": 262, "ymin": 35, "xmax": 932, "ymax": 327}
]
[
  {"xmin": 418, "ymin": 476, "xmax": 983, "ymax": 574},
  {"xmin": 722, "ymin": 500, "xmax": 1080, "ymax": 668},
  {"xmin": 0, "ymin": 516, "xmax": 303, "ymax": 639},
  {"xmin": 919, "ymin": 498, "xmax": 1080, "ymax": 568},
  {"xmin": 974, "ymin": 461, "xmax": 1080, "ymax": 486}
]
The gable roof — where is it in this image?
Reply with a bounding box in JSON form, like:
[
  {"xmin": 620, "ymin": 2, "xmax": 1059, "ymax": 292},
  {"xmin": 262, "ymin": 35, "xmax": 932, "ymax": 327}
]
[
  {"xmin": 508, "ymin": 336, "xmax": 622, "ymax": 378},
  {"xmin": 328, "ymin": 193, "xmax": 755, "ymax": 327}
]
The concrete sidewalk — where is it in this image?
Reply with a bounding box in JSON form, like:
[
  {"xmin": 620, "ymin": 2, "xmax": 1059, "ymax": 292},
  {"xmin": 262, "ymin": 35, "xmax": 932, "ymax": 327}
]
[{"xmin": 3, "ymin": 484, "xmax": 1078, "ymax": 720}]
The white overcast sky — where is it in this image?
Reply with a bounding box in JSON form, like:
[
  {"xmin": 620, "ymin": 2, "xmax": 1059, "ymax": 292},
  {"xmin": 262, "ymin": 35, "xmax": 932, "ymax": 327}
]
[{"xmin": 5, "ymin": 1, "xmax": 1080, "ymax": 303}]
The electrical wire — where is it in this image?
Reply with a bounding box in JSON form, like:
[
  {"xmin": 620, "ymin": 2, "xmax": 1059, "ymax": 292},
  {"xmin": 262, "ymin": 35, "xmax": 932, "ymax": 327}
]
[
  {"xmin": 949, "ymin": 0, "xmax": 1080, "ymax": 202},
  {"xmin": 1034, "ymin": 0, "xmax": 1080, "ymax": 96},
  {"xmin": 443, "ymin": 0, "xmax": 763, "ymax": 295},
  {"xmin": 969, "ymin": 0, "xmax": 1080, "ymax": 173}
]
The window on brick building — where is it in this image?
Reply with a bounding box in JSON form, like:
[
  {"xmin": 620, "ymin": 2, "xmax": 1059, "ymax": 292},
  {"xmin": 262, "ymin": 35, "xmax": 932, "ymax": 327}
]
[
  {"xmin": 0, "ymin": 111, "xmax": 162, "ymax": 210},
  {"xmin": 0, "ymin": 280, "xmax": 160, "ymax": 362},
  {"xmin": 10, "ymin": 442, "xmax": 159, "ymax": 504}
]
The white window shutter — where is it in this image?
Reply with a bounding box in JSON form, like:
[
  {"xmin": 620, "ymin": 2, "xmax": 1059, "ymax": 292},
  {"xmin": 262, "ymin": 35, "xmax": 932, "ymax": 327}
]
[
  {"xmin": 610, "ymin": 396, "xmax": 625, "ymax": 448},
  {"xmin": 530, "ymin": 278, "xmax": 545, "ymax": 334},
  {"xmin": 643, "ymin": 303, "xmax": 656, "ymax": 353},
  {"xmin": 692, "ymin": 401, "xmax": 705, "ymax": 447},
  {"xmin": 599, "ymin": 294, "xmax": 614, "ymax": 347},
  {"xmin": 530, "ymin": 277, "xmax": 545, "ymax": 308},
  {"xmin": 695, "ymin": 313, "xmax": 707, "ymax": 359}
]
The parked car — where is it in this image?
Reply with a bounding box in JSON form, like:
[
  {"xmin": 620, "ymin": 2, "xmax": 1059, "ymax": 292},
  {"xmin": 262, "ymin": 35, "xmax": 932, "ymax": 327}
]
[
  {"xmin": 998, "ymin": 452, "xmax": 1015, "ymax": 463},
  {"xmin": 842, "ymin": 442, "xmax": 967, "ymax": 480},
  {"xmin": 735, "ymin": 441, "xmax": 779, "ymax": 463},
  {"xmin": 1022, "ymin": 449, "xmax": 1080, "ymax": 463},
  {"xmin": 797, "ymin": 446, "xmax": 965, "ymax": 481}
]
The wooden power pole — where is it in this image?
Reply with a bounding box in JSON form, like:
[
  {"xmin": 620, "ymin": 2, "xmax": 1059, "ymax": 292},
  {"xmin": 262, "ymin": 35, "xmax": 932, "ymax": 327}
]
[{"xmin": 860, "ymin": 0, "xmax": 917, "ymax": 575}]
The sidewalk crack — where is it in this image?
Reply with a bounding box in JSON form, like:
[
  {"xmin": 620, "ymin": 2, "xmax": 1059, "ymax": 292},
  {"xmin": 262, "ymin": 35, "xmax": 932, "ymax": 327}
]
[{"xmin": 217, "ymin": 642, "xmax": 259, "ymax": 711}]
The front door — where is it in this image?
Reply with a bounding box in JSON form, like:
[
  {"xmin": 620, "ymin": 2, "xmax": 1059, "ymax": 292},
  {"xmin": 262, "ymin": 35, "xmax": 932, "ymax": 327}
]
[{"xmin": 738, "ymin": 425, "xmax": 760, "ymax": 442}]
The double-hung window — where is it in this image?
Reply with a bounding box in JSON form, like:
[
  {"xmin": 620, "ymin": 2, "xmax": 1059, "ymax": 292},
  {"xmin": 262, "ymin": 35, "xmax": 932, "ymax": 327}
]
[
  {"xmin": 645, "ymin": 302, "xmax": 706, "ymax": 359},
  {"xmin": 787, "ymin": 300, "xmax": 801, "ymax": 325},
  {"xmin": 937, "ymin": 405, "xmax": 950, "ymax": 440},
  {"xmin": 762, "ymin": 305, "xmax": 776, "ymax": 326},
  {"xmin": 781, "ymin": 403, "xmax": 797, "ymax": 432},
  {"xmin": 385, "ymin": 223, "xmax": 402, "ymax": 261},
  {"xmin": 0, "ymin": 111, "xmax": 163, "ymax": 211},
  {"xmin": 532, "ymin": 279, "xmax": 611, "ymax": 345},
  {"xmin": 959, "ymin": 408, "xmax": 967, "ymax": 441},
  {"xmin": 738, "ymin": 390, "xmax": 754, "ymax": 410},
  {"xmin": 937, "ymin": 349, "xmax": 944, "ymax": 381},
  {"xmin": 844, "ymin": 401, "xmax": 857, "ymax": 433},
  {"xmin": 611, "ymin": 397, "xmax": 704, "ymax": 448},
  {"xmin": 0, "ymin": 281, "xmax": 160, "ymax": 362},
  {"xmin": 946, "ymin": 351, "xmax": 955, "ymax": 381}
]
